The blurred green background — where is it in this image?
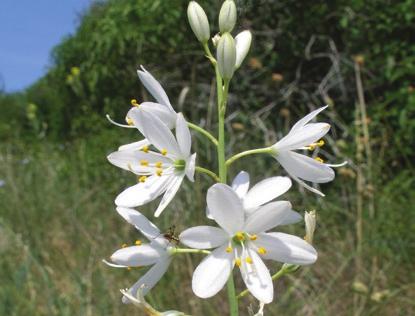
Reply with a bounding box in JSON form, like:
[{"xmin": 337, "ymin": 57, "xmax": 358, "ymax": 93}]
[{"xmin": 1, "ymin": 0, "xmax": 414, "ymax": 315}]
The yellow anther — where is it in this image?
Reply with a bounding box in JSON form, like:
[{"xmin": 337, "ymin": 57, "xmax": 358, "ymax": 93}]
[
  {"xmin": 139, "ymin": 176, "xmax": 147, "ymax": 183},
  {"xmin": 126, "ymin": 117, "xmax": 134, "ymax": 126},
  {"xmin": 131, "ymin": 99, "xmax": 139, "ymax": 107},
  {"xmin": 314, "ymin": 157, "xmax": 324, "ymax": 163},
  {"xmin": 317, "ymin": 139, "xmax": 325, "ymax": 147},
  {"xmin": 161, "ymin": 149, "xmax": 168, "ymax": 156},
  {"xmin": 135, "ymin": 240, "xmax": 142, "ymax": 246},
  {"xmin": 235, "ymin": 258, "xmax": 242, "ymax": 267},
  {"xmin": 258, "ymin": 247, "xmax": 267, "ymax": 255},
  {"xmin": 155, "ymin": 161, "xmax": 163, "ymax": 168},
  {"xmin": 141, "ymin": 145, "xmax": 149, "ymax": 153},
  {"xmin": 245, "ymin": 257, "xmax": 253, "ymax": 264},
  {"xmin": 121, "ymin": 243, "xmax": 128, "ymax": 248},
  {"xmin": 307, "ymin": 144, "xmax": 315, "ymax": 151},
  {"xmin": 156, "ymin": 168, "xmax": 163, "ymax": 176},
  {"xmin": 235, "ymin": 232, "xmax": 245, "ymax": 241},
  {"xmin": 226, "ymin": 246, "xmax": 233, "ymax": 253},
  {"xmin": 140, "ymin": 160, "xmax": 149, "ymax": 166},
  {"xmin": 249, "ymin": 234, "xmax": 257, "ymax": 241}
]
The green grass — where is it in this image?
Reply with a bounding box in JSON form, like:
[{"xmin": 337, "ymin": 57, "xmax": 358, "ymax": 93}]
[{"xmin": 0, "ymin": 132, "xmax": 414, "ymax": 315}]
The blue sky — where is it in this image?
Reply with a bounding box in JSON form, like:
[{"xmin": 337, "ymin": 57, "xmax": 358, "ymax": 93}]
[{"xmin": 0, "ymin": 0, "xmax": 92, "ymax": 92}]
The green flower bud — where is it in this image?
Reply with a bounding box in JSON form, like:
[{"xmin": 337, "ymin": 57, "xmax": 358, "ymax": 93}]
[
  {"xmin": 219, "ymin": 0, "xmax": 237, "ymax": 33},
  {"xmin": 217, "ymin": 32, "xmax": 236, "ymax": 80},
  {"xmin": 187, "ymin": 1, "xmax": 210, "ymax": 43}
]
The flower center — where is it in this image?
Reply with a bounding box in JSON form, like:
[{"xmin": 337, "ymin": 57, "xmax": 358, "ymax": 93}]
[
  {"xmin": 306, "ymin": 139, "xmax": 325, "ymax": 151},
  {"xmin": 174, "ymin": 159, "xmax": 186, "ymax": 171}
]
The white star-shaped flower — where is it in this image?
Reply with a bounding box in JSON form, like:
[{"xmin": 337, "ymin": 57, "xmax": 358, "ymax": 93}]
[
  {"xmin": 105, "ymin": 207, "xmax": 175, "ymax": 303},
  {"xmin": 108, "ymin": 112, "xmax": 196, "ymax": 217},
  {"xmin": 271, "ymin": 106, "xmax": 345, "ymax": 196},
  {"xmin": 180, "ymin": 183, "xmax": 317, "ymax": 303}
]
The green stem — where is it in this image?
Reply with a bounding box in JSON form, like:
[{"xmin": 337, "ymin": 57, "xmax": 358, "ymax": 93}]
[
  {"xmin": 173, "ymin": 248, "xmax": 211, "ymax": 255},
  {"xmin": 188, "ymin": 122, "xmax": 218, "ymax": 146},
  {"xmin": 226, "ymin": 147, "xmax": 274, "ymax": 167},
  {"xmin": 195, "ymin": 166, "xmax": 220, "ymax": 182}
]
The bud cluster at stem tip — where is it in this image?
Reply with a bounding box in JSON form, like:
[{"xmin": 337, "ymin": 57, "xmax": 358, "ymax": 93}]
[{"xmin": 187, "ymin": 1, "xmax": 210, "ymax": 43}]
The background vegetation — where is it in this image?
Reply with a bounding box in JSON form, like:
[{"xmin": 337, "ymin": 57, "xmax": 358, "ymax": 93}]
[{"xmin": 0, "ymin": 0, "xmax": 414, "ymax": 315}]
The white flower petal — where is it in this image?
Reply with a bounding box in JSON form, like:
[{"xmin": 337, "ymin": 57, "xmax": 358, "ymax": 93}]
[
  {"xmin": 154, "ymin": 175, "xmax": 184, "ymax": 217},
  {"xmin": 185, "ymin": 153, "xmax": 197, "ymax": 182},
  {"xmin": 137, "ymin": 66, "xmax": 173, "ymax": 110},
  {"xmin": 115, "ymin": 175, "xmax": 172, "ymax": 207},
  {"xmin": 175, "ymin": 113, "xmax": 191, "ymax": 157},
  {"xmin": 107, "ymin": 150, "xmax": 171, "ymax": 174},
  {"xmin": 207, "ymin": 183, "xmax": 244, "ymax": 235},
  {"xmin": 192, "ymin": 245, "xmax": 234, "ymax": 299},
  {"xmin": 116, "ymin": 207, "xmax": 160, "ymax": 240},
  {"xmin": 244, "ymin": 201, "xmax": 297, "ymax": 233},
  {"xmin": 179, "ymin": 226, "xmax": 228, "ymax": 249},
  {"xmin": 276, "ymin": 151, "xmax": 335, "ymax": 183},
  {"xmin": 290, "ymin": 173, "xmax": 325, "ymax": 196},
  {"xmin": 128, "ymin": 103, "xmax": 176, "ymax": 130},
  {"xmin": 118, "ymin": 139, "xmax": 150, "ymax": 151},
  {"xmin": 240, "ymin": 249, "xmax": 273, "ymax": 304},
  {"xmin": 134, "ymin": 110, "xmax": 182, "ymax": 158},
  {"xmin": 275, "ymin": 123, "xmax": 330, "ymax": 152},
  {"xmin": 122, "ymin": 256, "xmax": 172, "ymax": 303},
  {"xmin": 255, "ymin": 232, "xmax": 317, "ymax": 265},
  {"xmin": 235, "ymin": 30, "xmax": 252, "ymax": 69},
  {"xmin": 243, "ymin": 176, "xmax": 292, "ymax": 210},
  {"xmin": 110, "ymin": 245, "xmax": 163, "ymax": 266},
  {"xmin": 289, "ymin": 105, "xmax": 328, "ymax": 133},
  {"xmin": 231, "ymin": 171, "xmax": 250, "ymax": 199}
]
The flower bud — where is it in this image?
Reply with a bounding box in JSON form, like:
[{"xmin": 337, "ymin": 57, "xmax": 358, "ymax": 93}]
[
  {"xmin": 235, "ymin": 30, "xmax": 252, "ymax": 69},
  {"xmin": 187, "ymin": 1, "xmax": 210, "ymax": 43},
  {"xmin": 217, "ymin": 32, "xmax": 236, "ymax": 80},
  {"xmin": 304, "ymin": 210, "xmax": 316, "ymax": 244},
  {"xmin": 219, "ymin": 0, "xmax": 237, "ymax": 33}
]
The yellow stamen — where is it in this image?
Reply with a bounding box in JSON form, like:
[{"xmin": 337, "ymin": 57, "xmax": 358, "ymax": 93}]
[
  {"xmin": 155, "ymin": 161, "xmax": 163, "ymax": 168},
  {"xmin": 131, "ymin": 99, "xmax": 139, "ymax": 107},
  {"xmin": 156, "ymin": 168, "xmax": 163, "ymax": 176},
  {"xmin": 249, "ymin": 234, "xmax": 257, "ymax": 241},
  {"xmin": 235, "ymin": 258, "xmax": 242, "ymax": 267},
  {"xmin": 258, "ymin": 247, "xmax": 267, "ymax": 255},
  {"xmin": 141, "ymin": 145, "xmax": 149, "ymax": 153},
  {"xmin": 307, "ymin": 144, "xmax": 316, "ymax": 151},
  {"xmin": 121, "ymin": 243, "xmax": 128, "ymax": 248},
  {"xmin": 135, "ymin": 240, "xmax": 142, "ymax": 246},
  {"xmin": 126, "ymin": 117, "xmax": 134, "ymax": 126},
  {"xmin": 314, "ymin": 157, "xmax": 324, "ymax": 163},
  {"xmin": 139, "ymin": 176, "xmax": 147, "ymax": 183},
  {"xmin": 140, "ymin": 160, "xmax": 149, "ymax": 166},
  {"xmin": 161, "ymin": 149, "xmax": 168, "ymax": 156},
  {"xmin": 245, "ymin": 257, "xmax": 253, "ymax": 264},
  {"xmin": 235, "ymin": 231, "xmax": 245, "ymax": 241},
  {"xmin": 226, "ymin": 246, "xmax": 233, "ymax": 253},
  {"xmin": 317, "ymin": 139, "xmax": 325, "ymax": 147}
]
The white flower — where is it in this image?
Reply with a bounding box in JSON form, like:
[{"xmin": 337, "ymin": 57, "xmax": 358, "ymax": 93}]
[
  {"xmin": 180, "ymin": 184, "xmax": 317, "ymax": 303},
  {"xmin": 207, "ymin": 171, "xmax": 296, "ymax": 219},
  {"xmin": 217, "ymin": 32, "xmax": 236, "ymax": 80},
  {"xmin": 105, "ymin": 207, "xmax": 174, "ymax": 303},
  {"xmin": 235, "ymin": 30, "xmax": 252, "ymax": 69},
  {"xmin": 108, "ymin": 112, "xmax": 196, "ymax": 217},
  {"xmin": 271, "ymin": 106, "xmax": 346, "ymax": 196}
]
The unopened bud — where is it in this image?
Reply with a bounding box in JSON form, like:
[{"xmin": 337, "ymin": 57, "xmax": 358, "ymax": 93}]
[
  {"xmin": 217, "ymin": 32, "xmax": 236, "ymax": 80},
  {"xmin": 219, "ymin": 0, "xmax": 237, "ymax": 33},
  {"xmin": 187, "ymin": 1, "xmax": 210, "ymax": 43},
  {"xmin": 234, "ymin": 30, "xmax": 252, "ymax": 69},
  {"xmin": 212, "ymin": 33, "xmax": 221, "ymax": 47},
  {"xmin": 304, "ymin": 210, "xmax": 316, "ymax": 244}
]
